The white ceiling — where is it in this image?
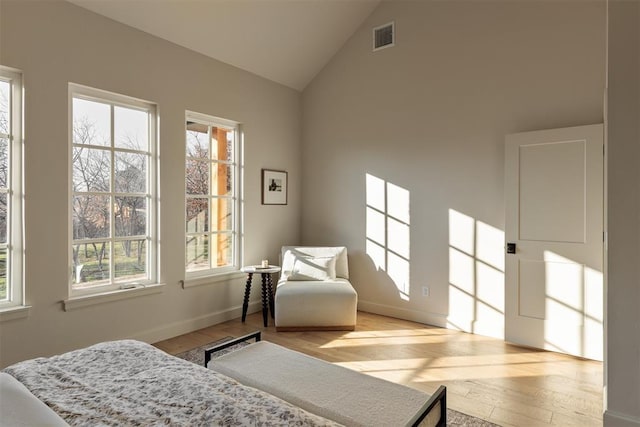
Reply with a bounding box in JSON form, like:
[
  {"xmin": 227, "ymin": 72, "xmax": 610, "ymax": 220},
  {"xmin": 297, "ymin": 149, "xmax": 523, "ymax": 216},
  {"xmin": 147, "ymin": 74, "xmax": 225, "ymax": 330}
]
[{"xmin": 67, "ymin": 0, "xmax": 381, "ymax": 91}]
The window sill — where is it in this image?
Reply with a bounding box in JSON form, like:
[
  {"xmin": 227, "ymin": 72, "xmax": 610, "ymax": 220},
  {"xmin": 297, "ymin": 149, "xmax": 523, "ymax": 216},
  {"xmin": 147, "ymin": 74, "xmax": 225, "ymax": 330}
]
[
  {"xmin": 182, "ymin": 271, "xmax": 245, "ymax": 289},
  {"xmin": 0, "ymin": 305, "xmax": 31, "ymax": 322},
  {"xmin": 63, "ymin": 283, "xmax": 165, "ymax": 312}
]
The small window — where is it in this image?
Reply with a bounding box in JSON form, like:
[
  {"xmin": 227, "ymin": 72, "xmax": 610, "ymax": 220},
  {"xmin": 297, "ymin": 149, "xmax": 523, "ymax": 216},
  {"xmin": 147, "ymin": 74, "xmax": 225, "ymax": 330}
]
[
  {"xmin": 69, "ymin": 84, "xmax": 157, "ymax": 296},
  {"xmin": 0, "ymin": 66, "xmax": 24, "ymax": 310},
  {"xmin": 185, "ymin": 112, "xmax": 241, "ymax": 276}
]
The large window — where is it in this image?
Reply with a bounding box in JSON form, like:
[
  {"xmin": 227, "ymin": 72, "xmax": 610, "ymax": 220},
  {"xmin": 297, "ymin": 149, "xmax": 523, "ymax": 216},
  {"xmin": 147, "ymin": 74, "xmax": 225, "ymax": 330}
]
[
  {"xmin": 0, "ymin": 67, "xmax": 23, "ymax": 310},
  {"xmin": 185, "ymin": 112, "xmax": 240, "ymax": 276},
  {"xmin": 70, "ymin": 85, "xmax": 157, "ymax": 295}
]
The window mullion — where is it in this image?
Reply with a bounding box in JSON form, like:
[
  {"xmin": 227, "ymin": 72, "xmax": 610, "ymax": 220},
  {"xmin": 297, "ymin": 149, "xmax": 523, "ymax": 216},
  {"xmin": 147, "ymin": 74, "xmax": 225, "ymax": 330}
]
[
  {"xmin": 110, "ymin": 104, "xmax": 116, "ymax": 283},
  {"xmin": 208, "ymin": 125, "xmax": 214, "ymax": 270},
  {"xmin": 6, "ymin": 86, "xmax": 13, "ymax": 303}
]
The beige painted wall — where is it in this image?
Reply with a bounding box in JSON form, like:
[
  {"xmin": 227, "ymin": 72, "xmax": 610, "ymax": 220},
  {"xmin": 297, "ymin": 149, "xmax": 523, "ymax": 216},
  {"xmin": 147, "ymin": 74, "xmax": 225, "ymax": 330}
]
[
  {"xmin": 0, "ymin": 0, "xmax": 302, "ymax": 368},
  {"xmin": 606, "ymin": 1, "xmax": 640, "ymax": 425},
  {"xmin": 301, "ymin": 1, "xmax": 605, "ymax": 338}
]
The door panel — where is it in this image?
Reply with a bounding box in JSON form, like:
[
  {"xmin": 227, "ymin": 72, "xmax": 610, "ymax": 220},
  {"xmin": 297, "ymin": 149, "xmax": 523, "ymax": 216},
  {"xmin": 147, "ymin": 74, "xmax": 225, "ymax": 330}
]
[
  {"xmin": 505, "ymin": 124, "xmax": 603, "ymax": 360},
  {"xmin": 518, "ymin": 260, "xmax": 546, "ymax": 320},
  {"xmin": 519, "ymin": 140, "xmax": 586, "ymax": 243}
]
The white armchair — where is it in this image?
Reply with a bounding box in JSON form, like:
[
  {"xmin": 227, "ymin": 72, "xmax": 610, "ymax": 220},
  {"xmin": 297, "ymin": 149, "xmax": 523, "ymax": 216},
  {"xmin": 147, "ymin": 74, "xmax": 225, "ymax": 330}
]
[{"xmin": 274, "ymin": 246, "xmax": 358, "ymax": 331}]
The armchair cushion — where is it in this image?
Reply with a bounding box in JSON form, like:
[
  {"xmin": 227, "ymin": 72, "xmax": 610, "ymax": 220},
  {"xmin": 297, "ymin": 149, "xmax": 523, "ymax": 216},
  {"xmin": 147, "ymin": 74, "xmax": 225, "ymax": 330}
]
[
  {"xmin": 288, "ymin": 255, "xmax": 337, "ymax": 281},
  {"xmin": 281, "ymin": 246, "xmax": 349, "ymax": 280}
]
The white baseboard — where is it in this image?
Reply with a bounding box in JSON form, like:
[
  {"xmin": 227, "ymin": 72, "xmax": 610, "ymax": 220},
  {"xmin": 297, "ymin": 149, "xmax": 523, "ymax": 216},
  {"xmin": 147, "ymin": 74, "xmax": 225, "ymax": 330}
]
[
  {"xmin": 604, "ymin": 410, "xmax": 640, "ymax": 427},
  {"xmin": 129, "ymin": 301, "xmax": 261, "ymax": 344},
  {"xmin": 357, "ymin": 300, "xmax": 447, "ymax": 327}
]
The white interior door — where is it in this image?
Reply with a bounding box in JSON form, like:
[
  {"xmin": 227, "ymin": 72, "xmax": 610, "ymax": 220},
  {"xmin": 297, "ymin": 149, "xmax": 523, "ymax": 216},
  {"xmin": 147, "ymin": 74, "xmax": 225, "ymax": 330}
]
[{"xmin": 505, "ymin": 124, "xmax": 604, "ymax": 361}]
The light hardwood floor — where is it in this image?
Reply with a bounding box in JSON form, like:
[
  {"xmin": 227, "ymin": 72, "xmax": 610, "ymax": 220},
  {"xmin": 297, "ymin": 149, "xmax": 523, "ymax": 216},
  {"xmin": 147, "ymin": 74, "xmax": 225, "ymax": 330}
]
[{"xmin": 154, "ymin": 311, "xmax": 603, "ymax": 427}]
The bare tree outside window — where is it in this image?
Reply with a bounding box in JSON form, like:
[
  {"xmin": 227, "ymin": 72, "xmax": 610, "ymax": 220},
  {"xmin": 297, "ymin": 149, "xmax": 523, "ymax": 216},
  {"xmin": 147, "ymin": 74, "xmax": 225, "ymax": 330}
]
[
  {"xmin": 185, "ymin": 116, "xmax": 238, "ymax": 275},
  {"xmin": 71, "ymin": 93, "xmax": 153, "ymax": 290}
]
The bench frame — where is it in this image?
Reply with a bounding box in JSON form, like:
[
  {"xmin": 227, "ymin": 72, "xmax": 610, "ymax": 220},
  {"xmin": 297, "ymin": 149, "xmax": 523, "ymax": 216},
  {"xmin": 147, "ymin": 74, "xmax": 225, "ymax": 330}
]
[{"xmin": 204, "ymin": 331, "xmax": 262, "ymax": 366}]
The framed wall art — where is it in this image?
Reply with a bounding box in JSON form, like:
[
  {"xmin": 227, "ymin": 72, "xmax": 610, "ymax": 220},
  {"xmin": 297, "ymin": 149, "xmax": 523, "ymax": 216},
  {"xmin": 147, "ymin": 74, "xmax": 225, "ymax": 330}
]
[{"xmin": 262, "ymin": 169, "xmax": 288, "ymax": 205}]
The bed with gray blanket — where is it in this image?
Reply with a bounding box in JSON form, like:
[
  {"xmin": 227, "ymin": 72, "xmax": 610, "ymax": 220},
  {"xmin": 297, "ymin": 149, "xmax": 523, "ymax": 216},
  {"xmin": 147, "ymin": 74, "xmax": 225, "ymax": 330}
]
[{"xmin": 1, "ymin": 337, "xmax": 446, "ymax": 426}]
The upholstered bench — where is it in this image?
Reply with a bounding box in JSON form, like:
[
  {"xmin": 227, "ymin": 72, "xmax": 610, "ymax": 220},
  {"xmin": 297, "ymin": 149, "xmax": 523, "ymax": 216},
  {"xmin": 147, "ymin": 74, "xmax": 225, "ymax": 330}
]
[
  {"xmin": 208, "ymin": 341, "xmax": 446, "ymax": 427},
  {"xmin": 275, "ymin": 246, "xmax": 358, "ymax": 331}
]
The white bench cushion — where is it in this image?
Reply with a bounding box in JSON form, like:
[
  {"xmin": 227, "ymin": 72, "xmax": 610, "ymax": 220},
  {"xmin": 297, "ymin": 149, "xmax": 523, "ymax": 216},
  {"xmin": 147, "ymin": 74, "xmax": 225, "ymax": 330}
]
[{"xmin": 208, "ymin": 341, "xmax": 442, "ymax": 427}]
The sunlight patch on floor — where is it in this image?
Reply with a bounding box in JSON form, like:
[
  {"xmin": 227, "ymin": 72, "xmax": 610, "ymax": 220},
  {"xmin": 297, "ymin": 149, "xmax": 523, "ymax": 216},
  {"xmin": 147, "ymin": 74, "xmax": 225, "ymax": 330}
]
[{"xmin": 334, "ymin": 355, "xmax": 571, "ymax": 384}]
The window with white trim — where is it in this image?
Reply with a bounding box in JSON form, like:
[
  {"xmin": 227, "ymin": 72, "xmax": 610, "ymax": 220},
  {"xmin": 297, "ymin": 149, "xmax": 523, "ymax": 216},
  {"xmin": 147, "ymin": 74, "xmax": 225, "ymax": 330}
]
[
  {"xmin": 70, "ymin": 85, "xmax": 157, "ymax": 296},
  {"xmin": 185, "ymin": 112, "xmax": 241, "ymax": 276},
  {"xmin": 0, "ymin": 67, "xmax": 24, "ymax": 310}
]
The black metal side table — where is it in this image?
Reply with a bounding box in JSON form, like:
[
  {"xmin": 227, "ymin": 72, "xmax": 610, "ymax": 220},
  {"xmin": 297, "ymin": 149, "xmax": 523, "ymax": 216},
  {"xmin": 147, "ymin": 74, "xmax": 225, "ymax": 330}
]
[{"xmin": 240, "ymin": 265, "xmax": 281, "ymax": 327}]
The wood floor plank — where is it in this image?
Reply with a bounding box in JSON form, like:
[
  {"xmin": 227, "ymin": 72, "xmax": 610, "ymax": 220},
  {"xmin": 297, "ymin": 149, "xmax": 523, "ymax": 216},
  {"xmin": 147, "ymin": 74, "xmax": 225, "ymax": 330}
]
[{"xmin": 153, "ymin": 311, "xmax": 603, "ymax": 426}]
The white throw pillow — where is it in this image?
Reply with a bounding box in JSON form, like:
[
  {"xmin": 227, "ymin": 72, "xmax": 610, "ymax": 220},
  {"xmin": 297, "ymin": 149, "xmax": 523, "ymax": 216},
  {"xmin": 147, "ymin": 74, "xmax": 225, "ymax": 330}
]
[{"xmin": 288, "ymin": 255, "xmax": 337, "ymax": 281}]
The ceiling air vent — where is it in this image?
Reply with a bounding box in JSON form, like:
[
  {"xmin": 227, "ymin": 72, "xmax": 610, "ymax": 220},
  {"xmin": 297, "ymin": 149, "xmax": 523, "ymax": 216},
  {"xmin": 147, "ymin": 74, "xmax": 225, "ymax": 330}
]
[{"xmin": 373, "ymin": 21, "xmax": 395, "ymax": 51}]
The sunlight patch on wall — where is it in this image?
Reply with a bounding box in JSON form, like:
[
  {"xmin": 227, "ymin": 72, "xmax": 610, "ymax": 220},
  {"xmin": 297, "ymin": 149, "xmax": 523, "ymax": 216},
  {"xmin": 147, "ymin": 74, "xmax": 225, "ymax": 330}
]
[
  {"xmin": 449, "ymin": 209, "xmax": 475, "ymax": 255},
  {"xmin": 365, "ymin": 174, "xmax": 411, "ymax": 300},
  {"xmin": 476, "ymin": 221, "xmax": 505, "ymax": 272},
  {"xmin": 447, "ymin": 209, "xmax": 505, "ymax": 339}
]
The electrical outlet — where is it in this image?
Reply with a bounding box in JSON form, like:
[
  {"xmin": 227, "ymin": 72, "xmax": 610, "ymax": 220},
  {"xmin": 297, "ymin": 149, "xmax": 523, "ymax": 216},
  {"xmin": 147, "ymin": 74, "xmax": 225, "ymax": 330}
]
[{"xmin": 422, "ymin": 286, "xmax": 430, "ymax": 297}]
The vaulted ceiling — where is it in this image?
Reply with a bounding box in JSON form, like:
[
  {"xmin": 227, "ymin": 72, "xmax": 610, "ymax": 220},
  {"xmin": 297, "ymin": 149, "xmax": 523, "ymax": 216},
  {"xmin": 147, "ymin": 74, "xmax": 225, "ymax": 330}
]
[{"xmin": 67, "ymin": 0, "xmax": 381, "ymax": 91}]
